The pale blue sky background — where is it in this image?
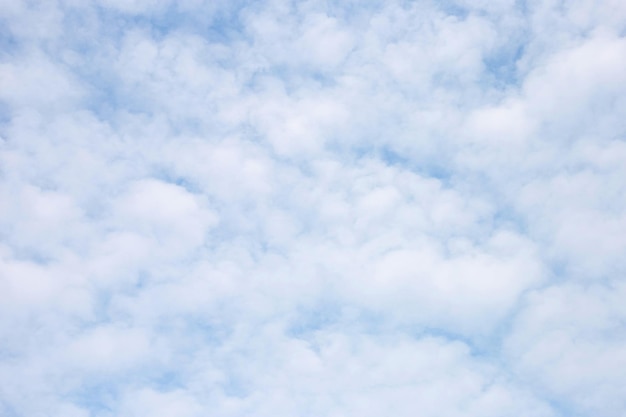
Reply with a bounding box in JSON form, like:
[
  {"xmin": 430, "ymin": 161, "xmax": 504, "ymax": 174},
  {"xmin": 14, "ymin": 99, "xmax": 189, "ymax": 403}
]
[{"xmin": 1, "ymin": 1, "xmax": 626, "ymax": 416}]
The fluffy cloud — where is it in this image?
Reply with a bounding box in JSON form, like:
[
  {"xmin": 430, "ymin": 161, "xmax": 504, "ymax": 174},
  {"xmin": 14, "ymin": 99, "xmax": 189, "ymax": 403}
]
[{"xmin": 1, "ymin": 0, "xmax": 624, "ymax": 416}]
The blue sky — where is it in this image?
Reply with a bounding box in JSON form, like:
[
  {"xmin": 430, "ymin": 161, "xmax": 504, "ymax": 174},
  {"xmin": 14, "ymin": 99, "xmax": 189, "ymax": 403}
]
[{"xmin": 1, "ymin": 1, "xmax": 626, "ymax": 416}]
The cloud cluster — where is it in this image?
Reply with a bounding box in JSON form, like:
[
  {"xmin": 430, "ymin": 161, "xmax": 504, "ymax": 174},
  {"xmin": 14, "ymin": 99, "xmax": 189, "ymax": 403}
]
[{"xmin": 1, "ymin": 0, "xmax": 625, "ymax": 416}]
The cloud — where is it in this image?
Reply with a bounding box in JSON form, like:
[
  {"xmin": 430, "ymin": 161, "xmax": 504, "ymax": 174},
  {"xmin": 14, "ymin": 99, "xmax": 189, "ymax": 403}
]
[
  {"xmin": 505, "ymin": 282, "xmax": 626, "ymax": 415},
  {"xmin": 1, "ymin": 0, "xmax": 625, "ymax": 416}
]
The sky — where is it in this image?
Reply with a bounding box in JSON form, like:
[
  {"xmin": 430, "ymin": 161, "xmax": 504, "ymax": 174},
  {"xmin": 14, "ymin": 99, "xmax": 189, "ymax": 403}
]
[{"xmin": 1, "ymin": 0, "xmax": 626, "ymax": 416}]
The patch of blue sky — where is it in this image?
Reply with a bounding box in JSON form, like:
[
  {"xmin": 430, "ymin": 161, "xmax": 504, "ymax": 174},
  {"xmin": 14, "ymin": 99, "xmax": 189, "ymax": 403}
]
[
  {"xmin": 490, "ymin": 204, "xmax": 529, "ymax": 234},
  {"xmin": 66, "ymin": 381, "xmax": 118, "ymax": 416},
  {"xmin": 0, "ymin": 29, "xmax": 19, "ymax": 130},
  {"xmin": 515, "ymin": 0, "xmax": 530, "ymax": 15},
  {"xmin": 0, "ymin": 401, "xmax": 19, "ymax": 417},
  {"xmin": 544, "ymin": 400, "xmax": 584, "ymax": 417},
  {"xmin": 483, "ymin": 42, "xmax": 527, "ymax": 89},
  {"xmin": 313, "ymin": 0, "xmax": 383, "ymax": 21},
  {"xmin": 88, "ymin": 297, "xmax": 116, "ymax": 326},
  {"xmin": 81, "ymin": 81, "xmax": 127, "ymax": 123},
  {"xmin": 185, "ymin": 317, "xmax": 230, "ymax": 344},
  {"xmin": 220, "ymin": 374, "xmax": 252, "ymax": 398},
  {"xmin": 53, "ymin": 54, "xmax": 133, "ymax": 124},
  {"xmin": 433, "ymin": 0, "xmax": 470, "ymax": 19},
  {"xmin": 93, "ymin": 1, "xmax": 248, "ymax": 43},
  {"xmin": 286, "ymin": 300, "xmax": 345, "ymax": 338},
  {"xmin": 150, "ymin": 370, "xmax": 186, "ymax": 392},
  {"xmin": 66, "ymin": 7, "xmax": 249, "ymax": 120},
  {"xmin": 382, "ymin": 145, "xmax": 453, "ymax": 181},
  {"xmin": 288, "ymin": 304, "xmax": 499, "ymax": 357},
  {"xmin": 0, "ymin": 24, "xmax": 19, "ymax": 58},
  {"xmin": 344, "ymin": 143, "xmax": 455, "ymax": 189},
  {"xmin": 0, "ymin": 100, "xmax": 10, "ymax": 128},
  {"xmin": 286, "ymin": 307, "xmax": 419, "ymax": 360},
  {"xmin": 200, "ymin": 2, "xmax": 250, "ymax": 43},
  {"xmin": 151, "ymin": 169, "xmax": 201, "ymax": 193},
  {"xmin": 244, "ymin": 66, "xmax": 341, "ymax": 100},
  {"xmin": 1, "ymin": 244, "xmax": 56, "ymax": 266},
  {"xmin": 408, "ymin": 324, "xmax": 483, "ymax": 351}
]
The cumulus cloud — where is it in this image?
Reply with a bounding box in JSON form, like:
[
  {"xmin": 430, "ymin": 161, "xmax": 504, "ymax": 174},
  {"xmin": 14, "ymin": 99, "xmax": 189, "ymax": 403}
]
[{"xmin": 1, "ymin": 0, "xmax": 625, "ymax": 416}]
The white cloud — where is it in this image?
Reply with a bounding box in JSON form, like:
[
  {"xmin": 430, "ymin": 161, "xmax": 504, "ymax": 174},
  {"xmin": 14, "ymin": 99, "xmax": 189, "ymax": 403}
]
[
  {"xmin": 1, "ymin": 0, "xmax": 625, "ymax": 416},
  {"xmin": 505, "ymin": 282, "xmax": 626, "ymax": 416}
]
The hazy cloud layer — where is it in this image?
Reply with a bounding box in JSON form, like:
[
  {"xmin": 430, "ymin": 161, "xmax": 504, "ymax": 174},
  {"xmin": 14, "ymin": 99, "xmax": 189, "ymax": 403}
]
[{"xmin": 1, "ymin": 1, "xmax": 625, "ymax": 416}]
